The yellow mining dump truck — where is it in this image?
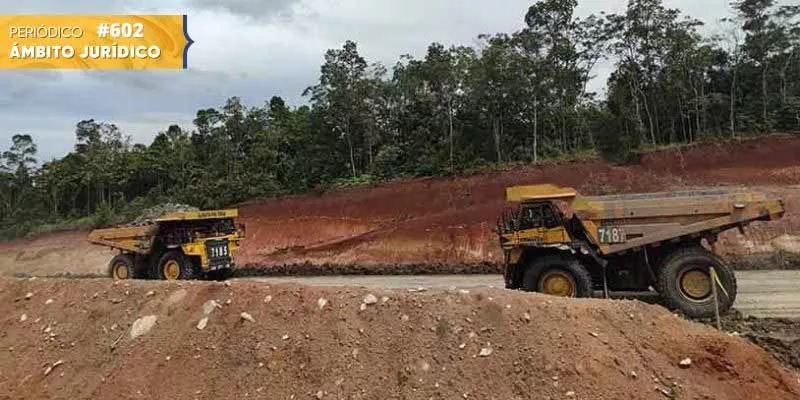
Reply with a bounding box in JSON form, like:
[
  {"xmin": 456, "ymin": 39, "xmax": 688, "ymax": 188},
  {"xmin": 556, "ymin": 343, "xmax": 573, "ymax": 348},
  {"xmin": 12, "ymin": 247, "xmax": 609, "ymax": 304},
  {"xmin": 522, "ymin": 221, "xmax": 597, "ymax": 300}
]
[
  {"xmin": 497, "ymin": 184, "xmax": 785, "ymax": 318},
  {"xmin": 88, "ymin": 209, "xmax": 243, "ymax": 280}
]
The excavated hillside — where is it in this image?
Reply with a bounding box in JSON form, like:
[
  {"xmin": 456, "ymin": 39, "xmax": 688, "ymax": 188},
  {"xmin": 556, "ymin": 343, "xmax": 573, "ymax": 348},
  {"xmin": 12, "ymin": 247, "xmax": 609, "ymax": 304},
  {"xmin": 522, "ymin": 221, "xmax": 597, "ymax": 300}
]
[
  {"xmin": 1, "ymin": 135, "xmax": 799, "ymax": 277},
  {"xmin": 0, "ymin": 278, "xmax": 798, "ymax": 400}
]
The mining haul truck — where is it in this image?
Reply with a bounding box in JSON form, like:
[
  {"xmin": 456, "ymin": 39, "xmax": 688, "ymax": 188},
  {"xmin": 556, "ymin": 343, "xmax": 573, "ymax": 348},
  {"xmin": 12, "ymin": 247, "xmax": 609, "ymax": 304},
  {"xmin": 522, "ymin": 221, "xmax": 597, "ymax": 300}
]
[
  {"xmin": 497, "ymin": 184, "xmax": 785, "ymax": 318},
  {"xmin": 88, "ymin": 209, "xmax": 242, "ymax": 281}
]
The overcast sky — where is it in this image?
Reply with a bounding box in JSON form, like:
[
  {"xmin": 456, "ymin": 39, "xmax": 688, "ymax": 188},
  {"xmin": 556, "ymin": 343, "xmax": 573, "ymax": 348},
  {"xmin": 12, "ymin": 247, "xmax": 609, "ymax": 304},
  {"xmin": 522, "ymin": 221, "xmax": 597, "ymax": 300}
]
[{"xmin": 1, "ymin": 0, "xmax": 743, "ymax": 161}]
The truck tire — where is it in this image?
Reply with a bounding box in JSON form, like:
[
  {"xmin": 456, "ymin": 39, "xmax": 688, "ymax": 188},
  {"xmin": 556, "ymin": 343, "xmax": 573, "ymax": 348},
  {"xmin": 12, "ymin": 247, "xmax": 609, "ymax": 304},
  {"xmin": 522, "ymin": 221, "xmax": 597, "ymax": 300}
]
[
  {"xmin": 656, "ymin": 247, "xmax": 737, "ymax": 318},
  {"xmin": 522, "ymin": 255, "xmax": 593, "ymax": 298},
  {"xmin": 154, "ymin": 251, "xmax": 196, "ymax": 280},
  {"xmin": 109, "ymin": 253, "xmax": 136, "ymax": 280}
]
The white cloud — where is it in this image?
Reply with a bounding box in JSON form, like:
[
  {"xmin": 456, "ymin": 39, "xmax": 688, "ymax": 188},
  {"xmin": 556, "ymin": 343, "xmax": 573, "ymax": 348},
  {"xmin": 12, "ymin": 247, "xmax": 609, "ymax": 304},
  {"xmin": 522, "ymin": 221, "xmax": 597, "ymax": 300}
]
[
  {"xmin": 186, "ymin": 0, "xmax": 300, "ymax": 20},
  {"xmin": 0, "ymin": 0, "xmax": 744, "ymax": 160}
]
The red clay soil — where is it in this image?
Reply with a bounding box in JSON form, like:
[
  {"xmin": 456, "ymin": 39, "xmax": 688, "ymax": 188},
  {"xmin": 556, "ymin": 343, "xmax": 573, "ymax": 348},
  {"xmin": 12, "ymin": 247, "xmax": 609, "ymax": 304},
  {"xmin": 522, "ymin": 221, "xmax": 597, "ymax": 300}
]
[
  {"xmin": 1, "ymin": 134, "xmax": 799, "ymax": 277},
  {"xmin": 235, "ymin": 134, "xmax": 800, "ymax": 268},
  {"xmin": 0, "ymin": 278, "xmax": 798, "ymax": 400}
]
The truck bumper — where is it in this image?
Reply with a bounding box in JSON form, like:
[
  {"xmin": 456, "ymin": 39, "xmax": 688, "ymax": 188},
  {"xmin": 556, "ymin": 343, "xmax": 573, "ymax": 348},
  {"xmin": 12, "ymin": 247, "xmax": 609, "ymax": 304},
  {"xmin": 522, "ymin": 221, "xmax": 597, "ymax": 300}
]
[{"xmin": 207, "ymin": 262, "xmax": 233, "ymax": 272}]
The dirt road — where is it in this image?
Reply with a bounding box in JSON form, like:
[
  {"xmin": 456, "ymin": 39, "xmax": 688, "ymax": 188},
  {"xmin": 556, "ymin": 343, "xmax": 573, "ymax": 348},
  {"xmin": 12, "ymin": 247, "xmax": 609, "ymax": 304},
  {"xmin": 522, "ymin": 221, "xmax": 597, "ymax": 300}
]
[{"xmin": 245, "ymin": 270, "xmax": 800, "ymax": 319}]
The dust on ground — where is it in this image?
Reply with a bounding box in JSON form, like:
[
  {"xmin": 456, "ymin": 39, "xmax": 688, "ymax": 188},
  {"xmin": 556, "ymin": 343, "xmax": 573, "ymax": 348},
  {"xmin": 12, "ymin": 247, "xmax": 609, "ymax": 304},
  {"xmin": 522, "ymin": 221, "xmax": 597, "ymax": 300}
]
[
  {"xmin": 0, "ymin": 230, "xmax": 113, "ymax": 278},
  {"xmin": 1, "ymin": 278, "xmax": 798, "ymax": 400}
]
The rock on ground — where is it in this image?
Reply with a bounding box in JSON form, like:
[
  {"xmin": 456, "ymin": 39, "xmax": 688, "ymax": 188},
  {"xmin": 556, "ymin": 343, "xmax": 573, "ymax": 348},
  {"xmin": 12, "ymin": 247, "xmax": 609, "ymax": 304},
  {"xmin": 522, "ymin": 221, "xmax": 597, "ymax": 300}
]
[
  {"xmin": 129, "ymin": 315, "xmax": 158, "ymax": 339},
  {"xmin": 202, "ymin": 300, "xmax": 222, "ymax": 315},
  {"xmin": 363, "ymin": 294, "xmax": 378, "ymax": 305},
  {"xmin": 240, "ymin": 312, "xmax": 255, "ymax": 322}
]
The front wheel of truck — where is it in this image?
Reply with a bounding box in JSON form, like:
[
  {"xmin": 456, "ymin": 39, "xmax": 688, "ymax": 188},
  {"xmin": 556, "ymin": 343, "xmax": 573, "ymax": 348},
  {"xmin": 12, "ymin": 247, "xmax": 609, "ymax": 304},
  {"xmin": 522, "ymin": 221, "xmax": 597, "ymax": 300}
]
[
  {"xmin": 522, "ymin": 255, "xmax": 593, "ymax": 298},
  {"xmin": 154, "ymin": 251, "xmax": 196, "ymax": 280},
  {"xmin": 656, "ymin": 247, "xmax": 737, "ymax": 319}
]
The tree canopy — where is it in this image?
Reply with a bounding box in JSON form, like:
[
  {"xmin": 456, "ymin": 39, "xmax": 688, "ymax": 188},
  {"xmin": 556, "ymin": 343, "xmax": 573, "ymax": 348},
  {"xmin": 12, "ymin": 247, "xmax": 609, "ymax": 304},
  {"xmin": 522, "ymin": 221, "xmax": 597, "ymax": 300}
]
[{"xmin": 1, "ymin": 0, "xmax": 799, "ymax": 238}]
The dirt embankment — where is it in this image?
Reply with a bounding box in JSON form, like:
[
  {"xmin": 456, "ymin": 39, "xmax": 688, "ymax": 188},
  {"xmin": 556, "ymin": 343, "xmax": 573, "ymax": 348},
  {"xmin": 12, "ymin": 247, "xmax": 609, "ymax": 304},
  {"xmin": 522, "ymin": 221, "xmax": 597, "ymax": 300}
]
[
  {"xmin": 0, "ymin": 278, "xmax": 798, "ymax": 400},
  {"xmin": 234, "ymin": 135, "xmax": 800, "ymax": 269},
  {"xmin": 1, "ymin": 135, "xmax": 799, "ymax": 277}
]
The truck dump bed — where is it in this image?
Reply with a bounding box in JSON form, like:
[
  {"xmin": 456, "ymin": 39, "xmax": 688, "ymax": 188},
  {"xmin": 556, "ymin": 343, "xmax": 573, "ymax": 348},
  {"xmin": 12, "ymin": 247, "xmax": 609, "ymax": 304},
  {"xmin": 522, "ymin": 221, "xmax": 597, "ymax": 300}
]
[{"xmin": 507, "ymin": 185, "xmax": 785, "ymax": 255}]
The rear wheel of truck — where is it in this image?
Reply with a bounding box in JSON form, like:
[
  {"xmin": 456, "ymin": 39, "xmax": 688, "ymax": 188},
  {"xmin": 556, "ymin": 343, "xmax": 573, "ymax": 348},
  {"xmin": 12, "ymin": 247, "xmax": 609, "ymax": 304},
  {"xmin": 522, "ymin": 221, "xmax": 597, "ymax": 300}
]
[
  {"xmin": 154, "ymin": 251, "xmax": 196, "ymax": 280},
  {"xmin": 656, "ymin": 247, "xmax": 737, "ymax": 318},
  {"xmin": 109, "ymin": 254, "xmax": 136, "ymax": 280},
  {"xmin": 522, "ymin": 255, "xmax": 593, "ymax": 298}
]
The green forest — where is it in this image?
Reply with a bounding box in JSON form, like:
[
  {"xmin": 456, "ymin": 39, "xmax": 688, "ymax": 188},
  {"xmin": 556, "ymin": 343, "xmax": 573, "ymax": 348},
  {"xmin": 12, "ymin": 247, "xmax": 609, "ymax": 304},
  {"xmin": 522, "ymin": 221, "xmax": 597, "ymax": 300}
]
[{"xmin": 1, "ymin": 0, "xmax": 799, "ymax": 239}]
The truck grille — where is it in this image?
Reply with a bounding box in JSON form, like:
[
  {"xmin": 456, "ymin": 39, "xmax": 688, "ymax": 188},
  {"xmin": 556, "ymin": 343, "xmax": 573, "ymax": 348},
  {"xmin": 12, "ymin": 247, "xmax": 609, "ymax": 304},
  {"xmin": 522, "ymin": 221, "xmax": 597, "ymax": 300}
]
[{"xmin": 206, "ymin": 239, "xmax": 231, "ymax": 266}]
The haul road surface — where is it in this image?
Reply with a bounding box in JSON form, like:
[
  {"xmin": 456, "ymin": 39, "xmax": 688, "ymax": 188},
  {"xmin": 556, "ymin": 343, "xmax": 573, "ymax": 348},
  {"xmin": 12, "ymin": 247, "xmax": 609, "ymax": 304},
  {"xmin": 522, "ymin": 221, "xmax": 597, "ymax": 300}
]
[{"xmin": 244, "ymin": 270, "xmax": 800, "ymax": 319}]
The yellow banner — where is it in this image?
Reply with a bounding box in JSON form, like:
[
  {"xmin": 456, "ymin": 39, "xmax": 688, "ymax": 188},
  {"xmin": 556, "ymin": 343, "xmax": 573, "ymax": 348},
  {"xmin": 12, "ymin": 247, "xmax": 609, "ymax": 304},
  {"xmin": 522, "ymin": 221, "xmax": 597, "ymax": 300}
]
[{"xmin": 0, "ymin": 15, "xmax": 192, "ymax": 69}]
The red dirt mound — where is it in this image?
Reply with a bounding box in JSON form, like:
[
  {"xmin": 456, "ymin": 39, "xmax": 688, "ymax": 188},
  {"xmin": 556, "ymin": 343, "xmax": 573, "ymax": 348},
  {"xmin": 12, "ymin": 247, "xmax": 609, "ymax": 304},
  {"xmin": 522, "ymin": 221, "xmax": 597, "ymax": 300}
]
[{"xmin": 0, "ymin": 278, "xmax": 798, "ymax": 400}]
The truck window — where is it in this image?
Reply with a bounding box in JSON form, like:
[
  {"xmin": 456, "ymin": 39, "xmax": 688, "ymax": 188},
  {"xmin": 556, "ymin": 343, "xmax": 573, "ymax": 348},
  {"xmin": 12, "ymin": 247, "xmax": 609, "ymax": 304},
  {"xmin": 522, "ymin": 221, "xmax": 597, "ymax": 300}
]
[
  {"xmin": 520, "ymin": 206, "xmax": 542, "ymax": 230},
  {"xmin": 519, "ymin": 203, "xmax": 561, "ymax": 230},
  {"xmin": 541, "ymin": 204, "xmax": 559, "ymax": 228}
]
